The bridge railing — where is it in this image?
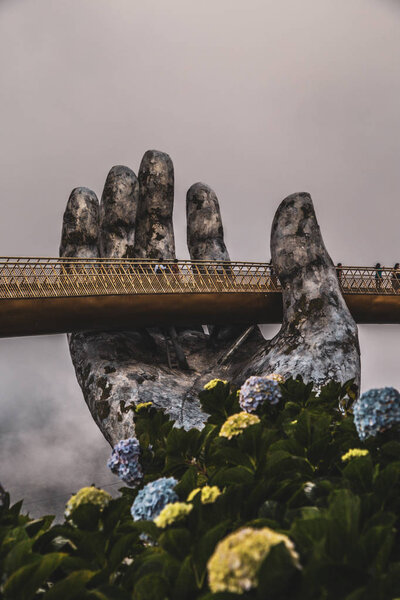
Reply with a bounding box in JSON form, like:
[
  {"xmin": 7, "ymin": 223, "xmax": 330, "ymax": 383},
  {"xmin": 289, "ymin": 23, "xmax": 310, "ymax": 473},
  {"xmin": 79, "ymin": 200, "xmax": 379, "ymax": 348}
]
[
  {"xmin": 0, "ymin": 258, "xmax": 398, "ymax": 299},
  {"xmin": 0, "ymin": 258, "xmax": 277, "ymax": 299}
]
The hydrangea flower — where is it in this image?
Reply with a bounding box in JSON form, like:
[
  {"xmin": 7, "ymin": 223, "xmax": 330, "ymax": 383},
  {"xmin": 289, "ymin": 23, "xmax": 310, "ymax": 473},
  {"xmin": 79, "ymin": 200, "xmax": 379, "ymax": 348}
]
[
  {"xmin": 204, "ymin": 379, "xmax": 228, "ymax": 391},
  {"xmin": 65, "ymin": 486, "xmax": 111, "ymax": 520},
  {"xmin": 219, "ymin": 412, "xmax": 260, "ymax": 440},
  {"xmin": 353, "ymin": 387, "xmax": 400, "ymax": 440},
  {"xmin": 341, "ymin": 448, "xmax": 369, "ymax": 462},
  {"xmin": 266, "ymin": 373, "xmax": 285, "ymax": 384},
  {"xmin": 107, "ymin": 437, "xmax": 143, "ymax": 486},
  {"xmin": 187, "ymin": 485, "xmax": 222, "ymax": 504},
  {"xmin": 154, "ymin": 502, "xmax": 193, "ymax": 528},
  {"xmin": 135, "ymin": 402, "xmax": 153, "ymax": 412},
  {"xmin": 131, "ymin": 477, "xmax": 178, "ymax": 521},
  {"xmin": 239, "ymin": 376, "xmax": 282, "ymax": 413},
  {"xmin": 207, "ymin": 526, "xmax": 300, "ymax": 594}
]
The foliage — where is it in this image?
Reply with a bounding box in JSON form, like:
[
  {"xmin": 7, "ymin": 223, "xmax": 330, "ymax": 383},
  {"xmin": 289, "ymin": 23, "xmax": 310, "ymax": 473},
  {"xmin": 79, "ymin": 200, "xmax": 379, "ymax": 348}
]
[
  {"xmin": 2, "ymin": 377, "xmax": 400, "ymax": 599},
  {"xmin": 353, "ymin": 387, "xmax": 400, "ymax": 440}
]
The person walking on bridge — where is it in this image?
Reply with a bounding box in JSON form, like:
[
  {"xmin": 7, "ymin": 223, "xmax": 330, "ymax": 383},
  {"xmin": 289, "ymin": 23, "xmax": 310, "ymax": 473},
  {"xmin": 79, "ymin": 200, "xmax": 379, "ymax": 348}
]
[
  {"xmin": 375, "ymin": 263, "xmax": 383, "ymax": 291},
  {"xmin": 391, "ymin": 263, "xmax": 400, "ymax": 292}
]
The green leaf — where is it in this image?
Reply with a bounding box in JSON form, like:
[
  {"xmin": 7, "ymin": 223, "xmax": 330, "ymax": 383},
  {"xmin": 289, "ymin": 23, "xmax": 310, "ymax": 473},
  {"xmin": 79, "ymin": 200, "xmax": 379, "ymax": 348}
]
[
  {"xmin": 68, "ymin": 503, "xmax": 102, "ymax": 530},
  {"xmin": 342, "ymin": 455, "xmax": 374, "ymax": 492},
  {"xmin": 108, "ymin": 532, "xmax": 140, "ymax": 571},
  {"xmin": 326, "ymin": 490, "xmax": 361, "ymax": 560},
  {"xmin": 133, "ymin": 574, "xmax": 170, "ymax": 600},
  {"xmin": 3, "ymin": 539, "xmax": 35, "ymax": 575},
  {"xmin": 256, "ymin": 541, "xmax": 299, "ymax": 599},
  {"xmin": 159, "ymin": 528, "xmax": 191, "ymax": 560},
  {"xmin": 194, "ymin": 520, "xmax": 231, "ymax": 573},
  {"xmin": 130, "ymin": 519, "xmax": 159, "ymax": 541},
  {"xmin": 212, "ymin": 466, "xmax": 254, "ymax": 486},
  {"xmin": 172, "ymin": 555, "xmax": 197, "ymax": 600},
  {"xmin": 25, "ymin": 516, "xmax": 54, "ymax": 538},
  {"xmin": 198, "ymin": 381, "xmax": 233, "ymax": 424},
  {"xmin": 87, "ymin": 583, "xmax": 133, "ymax": 599},
  {"xmin": 175, "ymin": 467, "xmax": 198, "ymax": 498},
  {"xmin": 41, "ymin": 569, "xmax": 97, "ymax": 599},
  {"xmin": 4, "ymin": 552, "xmax": 67, "ymax": 600}
]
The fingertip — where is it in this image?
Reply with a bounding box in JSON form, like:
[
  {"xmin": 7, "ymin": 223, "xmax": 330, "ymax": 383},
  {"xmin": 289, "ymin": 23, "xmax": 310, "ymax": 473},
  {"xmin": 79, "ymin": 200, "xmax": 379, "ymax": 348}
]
[
  {"xmin": 100, "ymin": 165, "xmax": 139, "ymax": 258},
  {"xmin": 186, "ymin": 182, "xmax": 229, "ymax": 261},
  {"xmin": 271, "ymin": 191, "xmax": 330, "ymax": 278},
  {"xmin": 134, "ymin": 149, "xmax": 175, "ymax": 259},
  {"xmin": 60, "ymin": 187, "xmax": 100, "ymax": 258}
]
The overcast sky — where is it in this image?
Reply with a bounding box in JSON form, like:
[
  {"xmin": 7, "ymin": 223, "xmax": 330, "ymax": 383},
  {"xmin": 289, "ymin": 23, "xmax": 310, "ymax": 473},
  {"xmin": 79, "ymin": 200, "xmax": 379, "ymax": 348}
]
[{"xmin": 0, "ymin": 0, "xmax": 399, "ymax": 517}]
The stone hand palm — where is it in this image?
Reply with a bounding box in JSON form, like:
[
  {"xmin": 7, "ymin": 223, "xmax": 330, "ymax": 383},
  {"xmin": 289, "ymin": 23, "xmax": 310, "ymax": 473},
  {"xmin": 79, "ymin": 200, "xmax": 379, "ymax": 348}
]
[{"xmin": 60, "ymin": 150, "xmax": 360, "ymax": 446}]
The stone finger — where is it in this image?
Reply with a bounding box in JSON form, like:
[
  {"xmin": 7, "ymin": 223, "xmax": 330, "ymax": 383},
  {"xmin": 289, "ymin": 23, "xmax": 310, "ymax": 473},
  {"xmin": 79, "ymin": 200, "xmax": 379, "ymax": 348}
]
[
  {"xmin": 186, "ymin": 182, "xmax": 229, "ymax": 261},
  {"xmin": 186, "ymin": 182, "xmax": 265, "ymax": 349},
  {"xmin": 99, "ymin": 165, "xmax": 139, "ymax": 258},
  {"xmin": 59, "ymin": 187, "xmax": 99, "ymax": 258},
  {"xmin": 133, "ymin": 150, "xmax": 175, "ymax": 259}
]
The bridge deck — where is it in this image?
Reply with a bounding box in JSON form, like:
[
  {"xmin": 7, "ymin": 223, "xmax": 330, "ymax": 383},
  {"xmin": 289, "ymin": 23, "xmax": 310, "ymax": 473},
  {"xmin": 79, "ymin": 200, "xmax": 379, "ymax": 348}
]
[{"xmin": 0, "ymin": 258, "xmax": 399, "ymax": 337}]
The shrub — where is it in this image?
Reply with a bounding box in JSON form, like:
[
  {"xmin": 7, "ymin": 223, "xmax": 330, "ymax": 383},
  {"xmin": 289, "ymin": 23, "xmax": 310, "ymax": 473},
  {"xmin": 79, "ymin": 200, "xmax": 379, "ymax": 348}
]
[{"xmin": 1, "ymin": 377, "xmax": 400, "ymax": 599}]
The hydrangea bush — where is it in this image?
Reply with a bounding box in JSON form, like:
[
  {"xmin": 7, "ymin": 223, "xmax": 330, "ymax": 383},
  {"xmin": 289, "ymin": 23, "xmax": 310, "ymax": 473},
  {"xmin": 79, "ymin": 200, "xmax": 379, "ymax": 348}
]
[
  {"xmin": 153, "ymin": 501, "xmax": 193, "ymax": 528},
  {"xmin": 239, "ymin": 375, "xmax": 283, "ymax": 412},
  {"xmin": 2, "ymin": 376, "xmax": 400, "ymax": 600},
  {"xmin": 219, "ymin": 411, "xmax": 260, "ymax": 439},
  {"xmin": 107, "ymin": 436, "xmax": 143, "ymax": 486},
  {"xmin": 64, "ymin": 486, "xmax": 112, "ymax": 520},
  {"xmin": 131, "ymin": 476, "xmax": 178, "ymax": 521},
  {"xmin": 353, "ymin": 386, "xmax": 400, "ymax": 440},
  {"xmin": 207, "ymin": 526, "xmax": 299, "ymax": 594}
]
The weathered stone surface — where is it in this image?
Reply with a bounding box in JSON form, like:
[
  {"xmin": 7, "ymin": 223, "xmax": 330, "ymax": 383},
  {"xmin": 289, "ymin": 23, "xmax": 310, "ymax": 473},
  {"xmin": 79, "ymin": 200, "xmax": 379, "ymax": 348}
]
[
  {"xmin": 187, "ymin": 182, "xmax": 230, "ymax": 261},
  {"xmin": 99, "ymin": 165, "xmax": 138, "ymax": 258},
  {"xmin": 239, "ymin": 192, "xmax": 361, "ymax": 388},
  {"xmin": 60, "ymin": 156, "xmax": 360, "ymax": 447},
  {"xmin": 133, "ymin": 150, "xmax": 175, "ymax": 260},
  {"xmin": 60, "ymin": 187, "xmax": 99, "ymax": 258}
]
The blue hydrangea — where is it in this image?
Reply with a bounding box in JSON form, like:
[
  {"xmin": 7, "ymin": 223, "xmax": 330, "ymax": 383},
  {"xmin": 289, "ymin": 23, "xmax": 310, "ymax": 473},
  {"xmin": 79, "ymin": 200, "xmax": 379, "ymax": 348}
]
[
  {"xmin": 131, "ymin": 476, "xmax": 178, "ymax": 521},
  {"xmin": 107, "ymin": 437, "xmax": 143, "ymax": 486},
  {"xmin": 353, "ymin": 387, "xmax": 400, "ymax": 441},
  {"xmin": 239, "ymin": 376, "xmax": 282, "ymax": 413}
]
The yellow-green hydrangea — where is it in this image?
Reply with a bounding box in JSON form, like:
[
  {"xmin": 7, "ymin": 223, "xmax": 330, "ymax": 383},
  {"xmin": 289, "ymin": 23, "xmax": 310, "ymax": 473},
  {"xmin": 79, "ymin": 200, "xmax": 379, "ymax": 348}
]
[
  {"xmin": 266, "ymin": 373, "xmax": 285, "ymax": 384},
  {"xmin": 154, "ymin": 502, "xmax": 193, "ymax": 528},
  {"xmin": 203, "ymin": 379, "xmax": 228, "ymax": 391},
  {"xmin": 219, "ymin": 412, "xmax": 260, "ymax": 440},
  {"xmin": 207, "ymin": 526, "xmax": 300, "ymax": 594},
  {"xmin": 341, "ymin": 448, "xmax": 369, "ymax": 462},
  {"xmin": 187, "ymin": 487, "xmax": 201, "ymax": 502},
  {"xmin": 135, "ymin": 402, "xmax": 153, "ymax": 412},
  {"xmin": 65, "ymin": 486, "xmax": 112, "ymax": 519},
  {"xmin": 187, "ymin": 486, "xmax": 222, "ymax": 504}
]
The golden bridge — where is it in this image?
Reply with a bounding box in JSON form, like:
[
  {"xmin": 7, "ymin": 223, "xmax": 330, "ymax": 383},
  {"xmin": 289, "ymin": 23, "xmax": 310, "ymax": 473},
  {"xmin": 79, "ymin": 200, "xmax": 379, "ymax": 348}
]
[{"xmin": 0, "ymin": 257, "xmax": 399, "ymax": 338}]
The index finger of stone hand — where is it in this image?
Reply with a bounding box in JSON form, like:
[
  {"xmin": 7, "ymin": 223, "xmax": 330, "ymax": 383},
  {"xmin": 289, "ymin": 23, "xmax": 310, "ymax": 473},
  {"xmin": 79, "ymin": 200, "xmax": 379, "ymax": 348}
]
[
  {"xmin": 99, "ymin": 165, "xmax": 139, "ymax": 258},
  {"xmin": 60, "ymin": 187, "xmax": 100, "ymax": 258},
  {"xmin": 186, "ymin": 182, "xmax": 230, "ymax": 261},
  {"xmin": 133, "ymin": 150, "xmax": 175, "ymax": 260}
]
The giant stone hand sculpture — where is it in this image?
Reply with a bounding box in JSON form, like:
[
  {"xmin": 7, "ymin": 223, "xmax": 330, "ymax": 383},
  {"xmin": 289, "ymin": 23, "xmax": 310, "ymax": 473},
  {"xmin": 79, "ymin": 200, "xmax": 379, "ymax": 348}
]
[{"xmin": 60, "ymin": 150, "xmax": 360, "ymax": 446}]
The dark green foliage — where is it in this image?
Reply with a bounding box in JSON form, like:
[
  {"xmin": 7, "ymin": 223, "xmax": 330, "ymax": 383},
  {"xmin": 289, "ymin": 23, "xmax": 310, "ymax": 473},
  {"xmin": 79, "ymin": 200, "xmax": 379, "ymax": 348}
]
[{"xmin": 1, "ymin": 378, "xmax": 400, "ymax": 599}]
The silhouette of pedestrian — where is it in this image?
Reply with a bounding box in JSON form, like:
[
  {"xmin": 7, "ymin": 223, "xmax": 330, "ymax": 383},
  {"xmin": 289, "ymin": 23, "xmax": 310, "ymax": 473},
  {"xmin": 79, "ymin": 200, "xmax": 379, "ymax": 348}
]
[
  {"xmin": 375, "ymin": 263, "xmax": 383, "ymax": 291},
  {"xmin": 336, "ymin": 263, "xmax": 343, "ymax": 286},
  {"xmin": 391, "ymin": 263, "xmax": 400, "ymax": 292}
]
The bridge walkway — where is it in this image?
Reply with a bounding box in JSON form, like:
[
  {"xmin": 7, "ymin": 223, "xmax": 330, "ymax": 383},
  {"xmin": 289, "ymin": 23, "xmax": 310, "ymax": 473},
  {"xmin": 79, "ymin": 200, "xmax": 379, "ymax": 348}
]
[{"xmin": 0, "ymin": 258, "xmax": 399, "ymax": 337}]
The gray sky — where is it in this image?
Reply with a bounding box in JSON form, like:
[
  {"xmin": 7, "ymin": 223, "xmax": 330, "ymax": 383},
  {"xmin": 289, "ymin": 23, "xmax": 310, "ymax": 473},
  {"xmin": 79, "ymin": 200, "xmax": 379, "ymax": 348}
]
[{"xmin": 0, "ymin": 0, "xmax": 399, "ymax": 517}]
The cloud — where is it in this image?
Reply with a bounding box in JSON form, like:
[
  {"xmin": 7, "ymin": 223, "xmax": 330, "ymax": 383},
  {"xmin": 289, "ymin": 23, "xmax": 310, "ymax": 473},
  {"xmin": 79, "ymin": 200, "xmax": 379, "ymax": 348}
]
[{"xmin": 0, "ymin": 335, "xmax": 120, "ymax": 519}]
